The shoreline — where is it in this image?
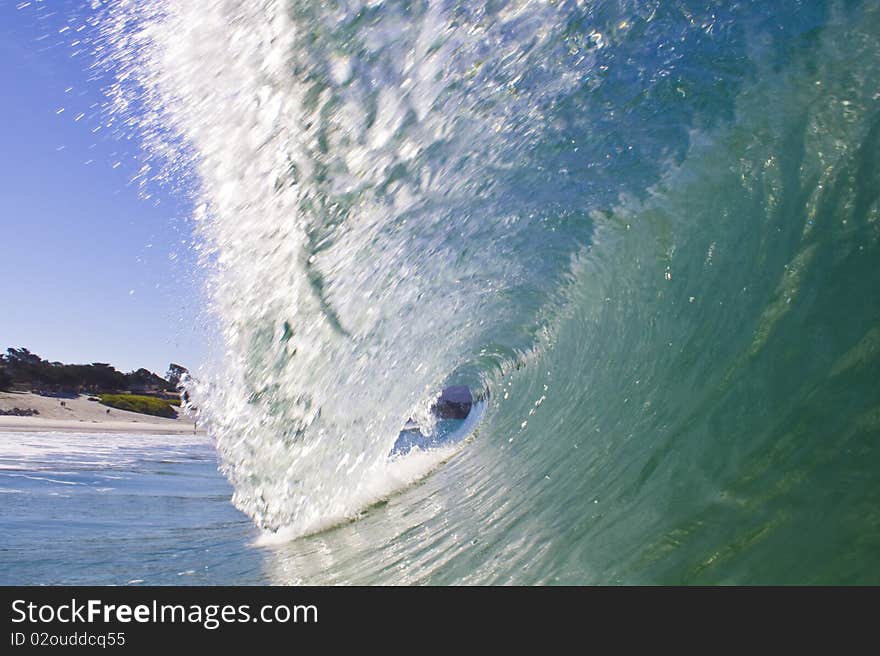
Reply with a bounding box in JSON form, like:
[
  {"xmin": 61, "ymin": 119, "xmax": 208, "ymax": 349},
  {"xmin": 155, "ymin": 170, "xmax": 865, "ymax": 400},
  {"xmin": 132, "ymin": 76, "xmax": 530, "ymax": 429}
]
[
  {"xmin": 0, "ymin": 416, "xmax": 204, "ymax": 434},
  {"xmin": 0, "ymin": 391, "xmax": 203, "ymax": 435}
]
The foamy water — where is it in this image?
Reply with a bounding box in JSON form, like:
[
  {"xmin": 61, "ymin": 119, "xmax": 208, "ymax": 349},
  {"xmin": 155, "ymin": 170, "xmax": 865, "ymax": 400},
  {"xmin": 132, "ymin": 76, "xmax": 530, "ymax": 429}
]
[{"xmin": 0, "ymin": 430, "xmax": 209, "ymax": 471}]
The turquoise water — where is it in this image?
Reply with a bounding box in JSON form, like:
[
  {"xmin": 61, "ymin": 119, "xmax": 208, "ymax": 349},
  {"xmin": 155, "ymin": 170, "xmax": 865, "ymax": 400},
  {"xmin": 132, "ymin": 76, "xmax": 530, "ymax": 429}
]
[{"xmin": 7, "ymin": 0, "xmax": 879, "ymax": 584}]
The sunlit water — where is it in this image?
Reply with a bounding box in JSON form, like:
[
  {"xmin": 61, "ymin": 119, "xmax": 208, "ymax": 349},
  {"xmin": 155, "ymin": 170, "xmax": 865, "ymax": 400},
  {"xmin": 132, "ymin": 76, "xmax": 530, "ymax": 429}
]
[{"xmin": 0, "ymin": 431, "xmax": 263, "ymax": 585}]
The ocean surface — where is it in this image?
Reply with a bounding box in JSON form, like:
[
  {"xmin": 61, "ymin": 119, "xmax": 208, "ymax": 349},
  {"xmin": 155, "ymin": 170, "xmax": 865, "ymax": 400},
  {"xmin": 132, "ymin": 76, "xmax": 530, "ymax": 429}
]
[
  {"xmin": 7, "ymin": 0, "xmax": 880, "ymax": 584},
  {"xmin": 0, "ymin": 431, "xmax": 264, "ymax": 585}
]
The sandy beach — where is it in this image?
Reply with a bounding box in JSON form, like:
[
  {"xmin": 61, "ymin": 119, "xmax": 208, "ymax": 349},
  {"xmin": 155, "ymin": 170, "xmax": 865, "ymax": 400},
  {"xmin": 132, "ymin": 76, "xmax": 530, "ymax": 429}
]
[{"xmin": 0, "ymin": 391, "xmax": 202, "ymax": 434}]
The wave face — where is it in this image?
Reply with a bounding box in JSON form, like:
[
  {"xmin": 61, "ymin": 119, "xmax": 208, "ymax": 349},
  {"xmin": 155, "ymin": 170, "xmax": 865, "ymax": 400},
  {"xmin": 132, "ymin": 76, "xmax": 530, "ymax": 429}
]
[{"xmin": 103, "ymin": 0, "xmax": 880, "ymax": 582}]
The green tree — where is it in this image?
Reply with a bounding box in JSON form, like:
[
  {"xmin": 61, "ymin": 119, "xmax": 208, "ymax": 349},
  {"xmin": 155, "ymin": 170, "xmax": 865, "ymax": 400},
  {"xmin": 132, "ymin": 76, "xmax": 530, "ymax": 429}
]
[
  {"xmin": 5, "ymin": 347, "xmax": 43, "ymax": 366},
  {"xmin": 0, "ymin": 368, "xmax": 11, "ymax": 391},
  {"xmin": 166, "ymin": 363, "xmax": 189, "ymax": 389}
]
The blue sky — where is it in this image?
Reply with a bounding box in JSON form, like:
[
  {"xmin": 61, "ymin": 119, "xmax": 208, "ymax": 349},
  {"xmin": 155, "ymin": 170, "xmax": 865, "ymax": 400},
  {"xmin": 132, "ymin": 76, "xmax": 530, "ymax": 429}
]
[{"xmin": 0, "ymin": 1, "xmax": 210, "ymax": 376}]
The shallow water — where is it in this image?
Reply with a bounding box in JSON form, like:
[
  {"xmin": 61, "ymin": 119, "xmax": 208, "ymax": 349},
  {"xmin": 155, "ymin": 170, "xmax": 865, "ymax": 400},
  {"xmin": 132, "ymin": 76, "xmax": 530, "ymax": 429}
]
[{"xmin": 0, "ymin": 431, "xmax": 264, "ymax": 585}]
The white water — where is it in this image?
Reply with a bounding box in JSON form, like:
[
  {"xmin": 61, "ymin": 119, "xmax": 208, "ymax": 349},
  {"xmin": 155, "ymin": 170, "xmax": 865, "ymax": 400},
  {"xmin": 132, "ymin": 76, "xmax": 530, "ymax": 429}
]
[
  {"xmin": 98, "ymin": 0, "xmax": 591, "ymax": 535},
  {"xmin": 0, "ymin": 430, "xmax": 209, "ymax": 472}
]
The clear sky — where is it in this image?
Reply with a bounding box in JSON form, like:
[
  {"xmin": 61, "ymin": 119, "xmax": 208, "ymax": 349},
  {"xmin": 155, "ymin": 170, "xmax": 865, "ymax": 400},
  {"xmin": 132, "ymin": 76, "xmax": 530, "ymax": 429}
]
[{"xmin": 0, "ymin": 1, "xmax": 211, "ymax": 376}]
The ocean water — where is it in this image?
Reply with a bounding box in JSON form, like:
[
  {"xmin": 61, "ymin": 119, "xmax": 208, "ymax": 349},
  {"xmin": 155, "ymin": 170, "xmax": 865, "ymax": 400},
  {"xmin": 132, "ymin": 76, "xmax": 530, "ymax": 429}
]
[
  {"xmin": 0, "ymin": 431, "xmax": 263, "ymax": 585},
  {"xmin": 9, "ymin": 0, "xmax": 879, "ymax": 584}
]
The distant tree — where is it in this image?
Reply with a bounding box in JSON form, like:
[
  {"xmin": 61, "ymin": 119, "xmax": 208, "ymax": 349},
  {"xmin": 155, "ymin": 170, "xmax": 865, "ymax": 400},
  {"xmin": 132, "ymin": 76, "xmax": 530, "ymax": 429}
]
[
  {"xmin": 2, "ymin": 346, "xmax": 178, "ymax": 394},
  {"xmin": 166, "ymin": 363, "xmax": 189, "ymax": 389},
  {"xmin": 4, "ymin": 348, "xmax": 49, "ymax": 388},
  {"xmin": 6, "ymin": 347, "xmax": 43, "ymax": 366},
  {"xmin": 0, "ymin": 368, "xmax": 11, "ymax": 391},
  {"xmin": 85, "ymin": 363, "xmax": 127, "ymax": 392},
  {"xmin": 124, "ymin": 367, "xmax": 172, "ymax": 391}
]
